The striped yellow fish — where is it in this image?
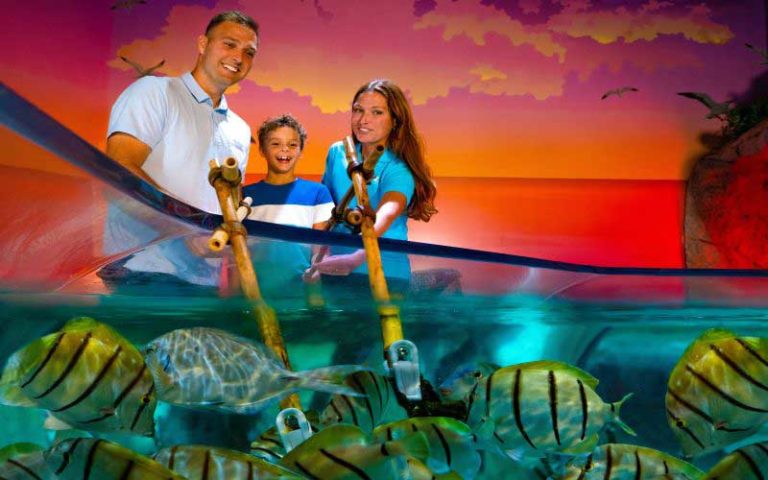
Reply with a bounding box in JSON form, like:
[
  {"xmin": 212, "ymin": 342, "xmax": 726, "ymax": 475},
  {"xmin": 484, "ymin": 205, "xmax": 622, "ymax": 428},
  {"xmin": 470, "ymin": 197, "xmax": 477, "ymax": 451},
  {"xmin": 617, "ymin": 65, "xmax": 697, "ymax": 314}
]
[
  {"xmin": 701, "ymin": 441, "xmax": 768, "ymax": 479},
  {"xmin": 373, "ymin": 416, "xmax": 481, "ymax": 479},
  {"xmin": 279, "ymin": 424, "xmax": 429, "ymax": 480},
  {"xmin": 0, "ymin": 317, "xmax": 156, "ymax": 436},
  {"xmin": 406, "ymin": 457, "xmax": 463, "ymax": 480},
  {"xmin": 439, "ymin": 362, "xmax": 500, "ymax": 402},
  {"xmin": 666, "ymin": 329, "xmax": 768, "ymax": 456},
  {"xmin": 464, "ymin": 360, "xmax": 635, "ymax": 458},
  {"xmin": 0, "ymin": 442, "xmax": 53, "ymax": 480},
  {"xmin": 45, "ymin": 438, "xmax": 184, "ymax": 480},
  {"xmin": 249, "ymin": 411, "xmax": 320, "ymax": 464},
  {"xmin": 320, "ymin": 371, "xmax": 406, "ymax": 432},
  {"xmin": 154, "ymin": 444, "xmax": 304, "ymax": 479},
  {"xmin": 562, "ymin": 443, "xmax": 704, "ymax": 480},
  {"xmin": 250, "ymin": 425, "xmax": 288, "ymax": 463}
]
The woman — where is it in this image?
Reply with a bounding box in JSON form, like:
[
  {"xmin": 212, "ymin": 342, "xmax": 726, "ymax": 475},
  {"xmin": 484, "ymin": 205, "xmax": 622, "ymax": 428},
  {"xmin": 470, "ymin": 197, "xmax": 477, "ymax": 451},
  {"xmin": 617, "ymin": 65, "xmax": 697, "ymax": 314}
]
[{"xmin": 309, "ymin": 79, "xmax": 437, "ymax": 284}]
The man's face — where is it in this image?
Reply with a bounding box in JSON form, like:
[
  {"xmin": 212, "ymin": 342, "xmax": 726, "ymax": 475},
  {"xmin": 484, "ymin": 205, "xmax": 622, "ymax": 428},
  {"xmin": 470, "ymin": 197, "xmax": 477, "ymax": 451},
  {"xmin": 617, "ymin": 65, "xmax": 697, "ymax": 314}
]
[{"xmin": 197, "ymin": 21, "xmax": 258, "ymax": 91}]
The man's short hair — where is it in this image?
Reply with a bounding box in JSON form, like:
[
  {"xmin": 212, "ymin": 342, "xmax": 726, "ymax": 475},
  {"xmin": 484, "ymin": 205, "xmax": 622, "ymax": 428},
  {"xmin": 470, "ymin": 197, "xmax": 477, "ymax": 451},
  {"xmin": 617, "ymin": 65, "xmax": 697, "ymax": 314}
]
[
  {"xmin": 258, "ymin": 114, "xmax": 308, "ymax": 152},
  {"xmin": 205, "ymin": 11, "xmax": 259, "ymax": 37}
]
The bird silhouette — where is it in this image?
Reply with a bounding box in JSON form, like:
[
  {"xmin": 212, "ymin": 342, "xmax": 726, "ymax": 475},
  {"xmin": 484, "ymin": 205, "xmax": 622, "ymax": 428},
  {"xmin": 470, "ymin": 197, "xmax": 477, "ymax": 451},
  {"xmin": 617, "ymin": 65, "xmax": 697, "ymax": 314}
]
[
  {"xmin": 601, "ymin": 86, "xmax": 639, "ymax": 100},
  {"xmin": 120, "ymin": 56, "xmax": 165, "ymax": 77},
  {"xmin": 111, "ymin": 0, "xmax": 147, "ymax": 10},
  {"xmin": 677, "ymin": 92, "xmax": 734, "ymax": 120},
  {"xmin": 745, "ymin": 43, "xmax": 768, "ymax": 65},
  {"xmin": 314, "ymin": 0, "xmax": 334, "ymax": 22}
]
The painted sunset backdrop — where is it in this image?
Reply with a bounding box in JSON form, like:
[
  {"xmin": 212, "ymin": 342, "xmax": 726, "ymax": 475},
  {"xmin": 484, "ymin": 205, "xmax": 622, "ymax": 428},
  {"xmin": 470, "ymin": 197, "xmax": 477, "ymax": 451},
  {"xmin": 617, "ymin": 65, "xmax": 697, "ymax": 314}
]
[{"xmin": 1, "ymin": 0, "xmax": 765, "ymax": 267}]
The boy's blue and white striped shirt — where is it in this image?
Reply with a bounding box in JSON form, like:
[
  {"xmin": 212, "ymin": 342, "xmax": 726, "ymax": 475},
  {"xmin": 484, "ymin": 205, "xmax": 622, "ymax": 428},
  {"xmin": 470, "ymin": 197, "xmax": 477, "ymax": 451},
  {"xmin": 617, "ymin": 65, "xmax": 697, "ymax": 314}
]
[{"xmin": 243, "ymin": 178, "xmax": 334, "ymax": 228}]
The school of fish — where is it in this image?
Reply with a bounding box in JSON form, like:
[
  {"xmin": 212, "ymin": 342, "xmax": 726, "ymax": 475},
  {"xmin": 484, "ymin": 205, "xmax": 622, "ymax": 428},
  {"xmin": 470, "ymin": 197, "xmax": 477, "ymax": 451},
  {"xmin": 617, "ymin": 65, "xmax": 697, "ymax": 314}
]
[{"xmin": 0, "ymin": 319, "xmax": 766, "ymax": 479}]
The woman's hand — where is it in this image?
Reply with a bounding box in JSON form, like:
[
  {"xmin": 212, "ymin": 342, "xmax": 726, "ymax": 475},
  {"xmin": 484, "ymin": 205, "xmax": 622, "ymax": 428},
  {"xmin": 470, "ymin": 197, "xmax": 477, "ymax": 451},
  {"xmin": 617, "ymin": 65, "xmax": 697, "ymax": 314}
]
[
  {"xmin": 302, "ymin": 191, "xmax": 406, "ymax": 283},
  {"xmin": 305, "ymin": 250, "xmax": 366, "ymax": 279}
]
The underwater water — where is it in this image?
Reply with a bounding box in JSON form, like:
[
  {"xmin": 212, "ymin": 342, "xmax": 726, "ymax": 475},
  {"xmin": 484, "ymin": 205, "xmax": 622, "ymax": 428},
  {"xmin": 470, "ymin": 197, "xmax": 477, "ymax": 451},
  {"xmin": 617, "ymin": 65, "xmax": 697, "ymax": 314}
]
[{"xmin": 1, "ymin": 284, "xmax": 767, "ymax": 478}]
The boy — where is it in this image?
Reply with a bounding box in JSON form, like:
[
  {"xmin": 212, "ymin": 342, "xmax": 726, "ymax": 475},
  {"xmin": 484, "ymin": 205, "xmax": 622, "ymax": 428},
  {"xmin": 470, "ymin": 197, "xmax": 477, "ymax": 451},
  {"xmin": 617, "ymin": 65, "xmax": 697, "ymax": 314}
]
[
  {"xmin": 242, "ymin": 115, "xmax": 333, "ymax": 297},
  {"xmin": 244, "ymin": 114, "xmax": 333, "ymax": 228}
]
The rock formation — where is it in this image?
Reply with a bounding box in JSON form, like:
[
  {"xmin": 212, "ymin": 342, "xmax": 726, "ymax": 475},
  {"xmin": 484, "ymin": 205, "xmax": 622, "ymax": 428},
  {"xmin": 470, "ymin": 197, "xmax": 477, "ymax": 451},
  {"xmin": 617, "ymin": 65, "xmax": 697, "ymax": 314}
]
[{"xmin": 685, "ymin": 119, "xmax": 768, "ymax": 268}]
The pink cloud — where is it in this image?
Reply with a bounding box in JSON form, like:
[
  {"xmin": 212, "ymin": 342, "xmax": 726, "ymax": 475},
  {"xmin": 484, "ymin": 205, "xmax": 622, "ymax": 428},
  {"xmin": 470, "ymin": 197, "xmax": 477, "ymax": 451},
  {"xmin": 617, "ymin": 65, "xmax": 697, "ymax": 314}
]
[
  {"xmin": 562, "ymin": 35, "xmax": 704, "ymax": 82},
  {"xmin": 519, "ymin": 0, "xmax": 543, "ymax": 15},
  {"xmin": 110, "ymin": 0, "xmax": 574, "ymax": 111},
  {"xmin": 548, "ymin": 1, "xmax": 734, "ymax": 45},
  {"xmin": 108, "ymin": 0, "xmax": 740, "ymax": 123},
  {"xmin": 414, "ymin": 0, "xmax": 567, "ymax": 61}
]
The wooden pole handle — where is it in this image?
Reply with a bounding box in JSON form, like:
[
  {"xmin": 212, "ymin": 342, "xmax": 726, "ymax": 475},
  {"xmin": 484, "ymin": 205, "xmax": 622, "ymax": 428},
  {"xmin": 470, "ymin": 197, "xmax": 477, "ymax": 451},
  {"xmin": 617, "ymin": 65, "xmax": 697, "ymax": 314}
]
[
  {"xmin": 208, "ymin": 161, "xmax": 300, "ymax": 410},
  {"xmin": 341, "ymin": 137, "xmax": 404, "ymax": 362}
]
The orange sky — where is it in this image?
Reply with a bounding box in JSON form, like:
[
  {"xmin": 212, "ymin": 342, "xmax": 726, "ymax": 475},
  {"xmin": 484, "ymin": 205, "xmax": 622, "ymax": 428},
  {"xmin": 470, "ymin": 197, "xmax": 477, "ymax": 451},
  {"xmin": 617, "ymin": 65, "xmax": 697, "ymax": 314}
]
[
  {"xmin": 1, "ymin": 0, "xmax": 765, "ymax": 268},
  {"xmin": 2, "ymin": 0, "xmax": 763, "ymax": 180}
]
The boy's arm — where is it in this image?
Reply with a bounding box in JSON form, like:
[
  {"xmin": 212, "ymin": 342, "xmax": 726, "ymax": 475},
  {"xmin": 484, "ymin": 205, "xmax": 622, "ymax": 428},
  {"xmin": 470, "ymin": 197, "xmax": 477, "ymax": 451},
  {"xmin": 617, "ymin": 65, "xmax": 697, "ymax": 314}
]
[{"xmin": 312, "ymin": 220, "xmax": 329, "ymax": 230}]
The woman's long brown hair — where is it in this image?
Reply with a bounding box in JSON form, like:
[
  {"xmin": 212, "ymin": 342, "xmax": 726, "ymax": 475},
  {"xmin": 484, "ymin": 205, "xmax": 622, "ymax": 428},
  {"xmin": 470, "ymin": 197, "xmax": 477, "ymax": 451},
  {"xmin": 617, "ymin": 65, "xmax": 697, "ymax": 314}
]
[{"xmin": 352, "ymin": 79, "xmax": 437, "ymax": 222}]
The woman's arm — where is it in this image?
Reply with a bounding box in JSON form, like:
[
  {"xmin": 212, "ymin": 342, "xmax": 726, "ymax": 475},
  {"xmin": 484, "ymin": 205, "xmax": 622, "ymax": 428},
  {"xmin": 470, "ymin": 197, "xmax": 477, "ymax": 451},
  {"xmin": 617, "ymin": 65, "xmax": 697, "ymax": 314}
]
[
  {"xmin": 372, "ymin": 191, "xmax": 407, "ymax": 236},
  {"xmin": 309, "ymin": 191, "xmax": 407, "ymax": 275}
]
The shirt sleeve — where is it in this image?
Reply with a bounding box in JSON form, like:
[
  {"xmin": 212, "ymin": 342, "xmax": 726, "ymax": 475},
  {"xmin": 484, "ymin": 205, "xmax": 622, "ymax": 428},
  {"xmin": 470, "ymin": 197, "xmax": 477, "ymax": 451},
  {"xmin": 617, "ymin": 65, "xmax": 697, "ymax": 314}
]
[
  {"xmin": 379, "ymin": 159, "xmax": 415, "ymax": 207},
  {"xmin": 108, "ymin": 77, "xmax": 168, "ymax": 148},
  {"xmin": 238, "ymin": 143, "xmax": 250, "ymax": 184},
  {"xmin": 313, "ymin": 184, "xmax": 334, "ymax": 224}
]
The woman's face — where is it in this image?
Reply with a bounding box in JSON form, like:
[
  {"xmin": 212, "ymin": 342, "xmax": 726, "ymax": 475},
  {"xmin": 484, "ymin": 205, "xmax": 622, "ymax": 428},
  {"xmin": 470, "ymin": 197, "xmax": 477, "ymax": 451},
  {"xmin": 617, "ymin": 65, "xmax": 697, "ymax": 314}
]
[{"xmin": 351, "ymin": 91, "xmax": 393, "ymax": 149}]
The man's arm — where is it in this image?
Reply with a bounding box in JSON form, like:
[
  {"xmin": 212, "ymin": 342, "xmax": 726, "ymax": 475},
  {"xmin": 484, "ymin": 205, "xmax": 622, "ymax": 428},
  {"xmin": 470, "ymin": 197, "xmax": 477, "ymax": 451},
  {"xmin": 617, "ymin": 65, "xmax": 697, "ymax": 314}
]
[{"xmin": 106, "ymin": 132, "xmax": 158, "ymax": 187}]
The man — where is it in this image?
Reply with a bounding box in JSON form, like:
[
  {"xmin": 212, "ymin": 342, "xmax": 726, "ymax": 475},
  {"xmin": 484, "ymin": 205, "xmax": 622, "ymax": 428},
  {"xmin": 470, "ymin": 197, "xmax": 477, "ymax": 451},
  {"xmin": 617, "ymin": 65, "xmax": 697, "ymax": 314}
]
[
  {"xmin": 107, "ymin": 10, "xmax": 258, "ymax": 213},
  {"xmin": 99, "ymin": 11, "xmax": 258, "ymax": 292}
]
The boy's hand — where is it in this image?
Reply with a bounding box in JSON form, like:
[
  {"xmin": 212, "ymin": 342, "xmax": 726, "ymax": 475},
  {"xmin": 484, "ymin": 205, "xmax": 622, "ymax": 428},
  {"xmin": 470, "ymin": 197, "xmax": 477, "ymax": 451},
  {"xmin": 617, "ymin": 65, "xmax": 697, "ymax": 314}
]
[{"xmin": 309, "ymin": 250, "xmax": 366, "ymax": 276}]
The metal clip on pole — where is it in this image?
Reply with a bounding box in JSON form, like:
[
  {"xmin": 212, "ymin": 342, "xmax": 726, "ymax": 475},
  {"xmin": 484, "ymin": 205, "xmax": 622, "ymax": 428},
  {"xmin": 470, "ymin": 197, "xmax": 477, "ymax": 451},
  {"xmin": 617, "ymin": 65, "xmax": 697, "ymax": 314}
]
[
  {"xmin": 386, "ymin": 339, "xmax": 422, "ymax": 401},
  {"xmin": 276, "ymin": 408, "xmax": 313, "ymax": 453}
]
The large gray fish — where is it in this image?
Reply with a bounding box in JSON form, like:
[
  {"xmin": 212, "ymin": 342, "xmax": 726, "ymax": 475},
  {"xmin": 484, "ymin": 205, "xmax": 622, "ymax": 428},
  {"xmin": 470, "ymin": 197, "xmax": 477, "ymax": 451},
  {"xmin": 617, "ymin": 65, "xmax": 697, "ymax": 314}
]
[
  {"xmin": 0, "ymin": 443, "xmax": 54, "ymax": 480},
  {"xmin": 45, "ymin": 438, "xmax": 185, "ymax": 479},
  {"xmin": 373, "ymin": 416, "xmax": 481, "ymax": 479},
  {"xmin": 463, "ymin": 360, "xmax": 635, "ymax": 458},
  {"xmin": 154, "ymin": 444, "xmax": 304, "ymax": 479},
  {"xmin": 143, "ymin": 327, "xmax": 368, "ymax": 413},
  {"xmin": 701, "ymin": 441, "xmax": 768, "ymax": 479},
  {"xmin": 320, "ymin": 370, "xmax": 407, "ymax": 432},
  {"xmin": 562, "ymin": 443, "xmax": 704, "ymax": 480},
  {"xmin": 666, "ymin": 329, "xmax": 768, "ymax": 457},
  {"xmin": 0, "ymin": 317, "xmax": 156, "ymax": 436}
]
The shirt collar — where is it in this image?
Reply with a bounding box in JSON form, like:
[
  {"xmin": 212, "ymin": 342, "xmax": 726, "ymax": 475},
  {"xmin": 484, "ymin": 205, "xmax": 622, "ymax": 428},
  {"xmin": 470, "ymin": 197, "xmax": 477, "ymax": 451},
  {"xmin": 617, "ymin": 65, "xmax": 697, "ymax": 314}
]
[{"xmin": 181, "ymin": 72, "xmax": 229, "ymax": 113}]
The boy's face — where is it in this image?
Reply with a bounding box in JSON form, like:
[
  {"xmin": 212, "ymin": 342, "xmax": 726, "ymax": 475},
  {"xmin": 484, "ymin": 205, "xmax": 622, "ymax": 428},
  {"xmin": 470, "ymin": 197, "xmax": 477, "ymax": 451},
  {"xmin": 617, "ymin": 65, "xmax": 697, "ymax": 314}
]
[{"xmin": 261, "ymin": 126, "xmax": 301, "ymax": 175}]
